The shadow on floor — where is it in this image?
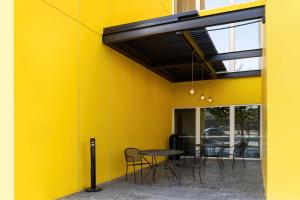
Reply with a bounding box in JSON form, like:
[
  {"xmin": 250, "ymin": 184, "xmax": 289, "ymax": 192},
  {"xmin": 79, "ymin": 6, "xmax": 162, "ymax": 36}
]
[{"xmin": 60, "ymin": 160, "xmax": 265, "ymax": 200}]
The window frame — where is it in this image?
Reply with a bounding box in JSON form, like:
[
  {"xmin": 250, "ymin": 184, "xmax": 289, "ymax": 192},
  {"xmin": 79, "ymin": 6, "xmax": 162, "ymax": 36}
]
[
  {"xmin": 172, "ymin": 0, "xmax": 263, "ymax": 72},
  {"xmin": 172, "ymin": 104, "xmax": 262, "ymax": 160}
]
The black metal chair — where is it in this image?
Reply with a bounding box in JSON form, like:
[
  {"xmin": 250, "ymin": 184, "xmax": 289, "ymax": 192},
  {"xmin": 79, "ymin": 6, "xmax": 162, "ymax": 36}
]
[
  {"xmin": 124, "ymin": 148, "xmax": 150, "ymax": 183},
  {"xmin": 230, "ymin": 141, "xmax": 247, "ymax": 169},
  {"xmin": 175, "ymin": 146, "xmax": 204, "ymax": 185}
]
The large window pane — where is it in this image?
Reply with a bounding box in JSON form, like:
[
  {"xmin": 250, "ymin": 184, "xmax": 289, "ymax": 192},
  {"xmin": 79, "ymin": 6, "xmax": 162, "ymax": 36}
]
[
  {"xmin": 175, "ymin": 109, "xmax": 196, "ymax": 156},
  {"xmin": 219, "ymin": 57, "xmax": 260, "ymax": 72},
  {"xmin": 207, "ymin": 25, "xmax": 230, "ymax": 54},
  {"xmin": 235, "ymin": 0, "xmax": 255, "ymax": 4},
  {"xmin": 200, "ymin": 107, "xmax": 230, "ymax": 157},
  {"xmin": 235, "ymin": 20, "xmax": 261, "ymax": 51},
  {"xmin": 204, "ymin": 0, "xmax": 230, "ymax": 10},
  {"xmin": 235, "ymin": 105, "xmax": 260, "ymax": 158}
]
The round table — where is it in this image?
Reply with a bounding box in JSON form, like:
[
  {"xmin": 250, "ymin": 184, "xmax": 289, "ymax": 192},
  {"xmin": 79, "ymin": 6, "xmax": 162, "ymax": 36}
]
[
  {"xmin": 139, "ymin": 149, "xmax": 184, "ymax": 157},
  {"xmin": 139, "ymin": 149, "xmax": 184, "ymax": 182}
]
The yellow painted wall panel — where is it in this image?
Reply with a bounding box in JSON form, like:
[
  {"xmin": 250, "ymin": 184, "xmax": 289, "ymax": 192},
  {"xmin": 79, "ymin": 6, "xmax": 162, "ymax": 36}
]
[
  {"xmin": 14, "ymin": 0, "xmax": 79, "ymax": 199},
  {"xmin": 265, "ymin": 1, "xmax": 300, "ymax": 199},
  {"xmin": 15, "ymin": 0, "xmax": 172, "ymax": 199},
  {"xmin": 171, "ymin": 77, "xmax": 262, "ymax": 107}
]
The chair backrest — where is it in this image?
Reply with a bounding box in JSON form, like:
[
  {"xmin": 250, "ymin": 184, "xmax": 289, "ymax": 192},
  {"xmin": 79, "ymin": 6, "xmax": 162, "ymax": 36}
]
[
  {"xmin": 124, "ymin": 148, "xmax": 142, "ymax": 162},
  {"xmin": 234, "ymin": 141, "xmax": 247, "ymax": 156}
]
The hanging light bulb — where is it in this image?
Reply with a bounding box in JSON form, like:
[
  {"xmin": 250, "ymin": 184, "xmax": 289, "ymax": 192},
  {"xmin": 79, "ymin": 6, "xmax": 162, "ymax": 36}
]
[
  {"xmin": 190, "ymin": 88, "xmax": 195, "ymax": 95},
  {"xmin": 208, "ymin": 96, "xmax": 213, "ymax": 103},
  {"xmin": 199, "ymin": 63, "xmax": 205, "ymax": 100},
  {"xmin": 200, "ymin": 93, "xmax": 205, "ymax": 100},
  {"xmin": 189, "ymin": 51, "xmax": 196, "ymax": 95}
]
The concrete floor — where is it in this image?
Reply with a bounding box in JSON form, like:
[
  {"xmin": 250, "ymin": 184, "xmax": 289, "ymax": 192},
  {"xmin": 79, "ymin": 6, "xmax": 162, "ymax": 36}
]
[{"xmin": 61, "ymin": 160, "xmax": 265, "ymax": 200}]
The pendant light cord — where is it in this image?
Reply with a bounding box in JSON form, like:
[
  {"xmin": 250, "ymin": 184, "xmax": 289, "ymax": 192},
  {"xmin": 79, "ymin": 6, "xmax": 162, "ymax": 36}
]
[
  {"xmin": 191, "ymin": 51, "xmax": 194, "ymax": 88},
  {"xmin": 201, "ymin": 62, "xmax": 204, "ymax": 81}
]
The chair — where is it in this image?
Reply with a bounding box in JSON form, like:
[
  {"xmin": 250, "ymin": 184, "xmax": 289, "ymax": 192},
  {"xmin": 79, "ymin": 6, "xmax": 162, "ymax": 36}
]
[
  {"xmin": 124, "ymin": 148, "xmax": 150, "ymax": 183},
  {"xmin": 230, "ymin": 141, "xmax": 247, "ymax": 169},
  {"xmin": 175, "ymin": 146, "xmax": 204, "ymax": 185}
]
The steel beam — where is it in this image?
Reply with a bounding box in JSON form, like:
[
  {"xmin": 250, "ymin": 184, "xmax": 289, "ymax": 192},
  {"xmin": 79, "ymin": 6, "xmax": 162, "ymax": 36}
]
[
  {"xmin": 181, "ymin": 31, "xmax": 217, "ymax": 78},
  {"xmin": 103, "ymin": 6, "xmax": 264, "ymax": 44},
  {"xmin": 207, "ymin": 49, "xmax": 262, "ymax": 62},
  {"xmin": 153, "ymin": 49, "xmax": 262, "ymax": 69},
  {"xmin": 217, "ymin": 70, "xmax": 261, "ymax": 79}
]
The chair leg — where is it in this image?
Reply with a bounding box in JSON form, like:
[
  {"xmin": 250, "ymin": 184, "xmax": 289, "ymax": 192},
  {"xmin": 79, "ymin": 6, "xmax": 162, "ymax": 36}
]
[
  {"xmin": 140, "ymin": 163, "xmax": 143, "ymax": 183},
  {"xmin": 133, "ymin": 164, "xmax": 136, "ymax": 183},
  {"xmin": 125, "ymin": 164, "xmax": 128, "ymax": 180},
  {"xmin": 232, "ymin": 155, "xmax": 235, "ymax": 169},
  {"xmin": 178, "ymin": 167, "xmax": 182, "ymax": 186},
  {"xmin": 192, "ymin": 168, "xmax": 195, "ymax": 181},
  {"xmin": 198, "ymin": 166, "xmax": 202, "ymax": 184}
]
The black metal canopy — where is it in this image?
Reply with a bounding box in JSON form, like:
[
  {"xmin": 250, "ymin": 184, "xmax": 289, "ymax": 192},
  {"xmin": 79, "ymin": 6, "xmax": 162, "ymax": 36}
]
[{"xmin": 102, "ymin": 6, "xmax": 264, "ymax": 82}]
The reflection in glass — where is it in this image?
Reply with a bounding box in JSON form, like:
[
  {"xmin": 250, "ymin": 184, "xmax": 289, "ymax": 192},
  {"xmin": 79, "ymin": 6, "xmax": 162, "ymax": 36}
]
[
  {"xmin": 216, "ymin": 57, "xmax": 260, "ymax": 72},
  {"xmin": 235, "ymin": 105, "xmax": 260, "ymax": 158},
  {"xmin": 235, "ymin": 20, "xmax": 260, "ymax": 51},
  {"xmin": 207, "ymin": 25, "xmax": 230, "ymax": 54},
  {"xmin": 204, "ymin": 0, "xmax": 230, "ymax": 10},
  {"xmin": 235, "ymin": 0, "xmax": 254, "ymax": 4},
  {"xmin": 200, "ymin": 107, "xmax": 230, "ymax": 157},
  {"xmin": 175, "ymin": 109, "xmax": 196, "ymax": 156}
]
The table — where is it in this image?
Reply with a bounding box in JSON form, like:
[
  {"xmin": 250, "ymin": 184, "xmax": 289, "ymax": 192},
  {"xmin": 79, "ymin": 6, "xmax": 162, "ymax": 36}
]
[
  {"xmin": 195, "ymin": 143, "xmax": 230, "ymax": 169},
  {"xmin": 139, "ymin": 149, "xmax": 184, "ymax": 182}
]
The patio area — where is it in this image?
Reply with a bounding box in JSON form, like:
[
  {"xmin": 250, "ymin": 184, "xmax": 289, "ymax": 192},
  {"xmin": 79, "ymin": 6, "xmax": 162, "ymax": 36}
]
[{"xmin": 61, "ymin": 160, "xmax": 264, "ymax": 200}]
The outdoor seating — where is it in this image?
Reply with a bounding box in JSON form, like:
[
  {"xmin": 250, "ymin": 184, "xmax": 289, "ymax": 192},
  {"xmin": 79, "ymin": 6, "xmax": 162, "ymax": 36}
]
[
  {"xmin": 230, "ymin": 141, "xmax": 247, "ymax": 169},
  {"xmin": 124, "ymin": 148, "xmax": 151, "ymax": 183}
]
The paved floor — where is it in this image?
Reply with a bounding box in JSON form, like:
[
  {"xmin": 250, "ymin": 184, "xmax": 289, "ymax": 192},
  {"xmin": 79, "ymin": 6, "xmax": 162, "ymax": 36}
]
[{"xmin": 61, "ymin": 160, "xmax": 265, "ymax": 200}]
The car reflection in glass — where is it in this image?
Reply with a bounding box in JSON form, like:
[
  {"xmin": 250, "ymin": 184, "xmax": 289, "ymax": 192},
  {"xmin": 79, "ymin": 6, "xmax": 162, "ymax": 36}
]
[{"xmin": 202, "ymin": 128, "xmax": 229, "ymax": 144}]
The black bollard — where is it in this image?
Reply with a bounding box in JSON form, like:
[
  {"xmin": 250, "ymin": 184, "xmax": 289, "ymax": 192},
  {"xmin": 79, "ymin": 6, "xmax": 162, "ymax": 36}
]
[{"xmin": 85, "ymin": 138, "xmax": 102, "ymax": 192}]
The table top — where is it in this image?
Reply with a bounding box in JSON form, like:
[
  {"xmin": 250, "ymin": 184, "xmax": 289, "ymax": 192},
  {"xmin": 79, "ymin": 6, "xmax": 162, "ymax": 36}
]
[
  {"xmin": 195, "ymin": 143, "xmax": 230, "ymax": 148},
  {"xmin": 139, "ymin": 149, "xmax": 184, "ymax": 156}
]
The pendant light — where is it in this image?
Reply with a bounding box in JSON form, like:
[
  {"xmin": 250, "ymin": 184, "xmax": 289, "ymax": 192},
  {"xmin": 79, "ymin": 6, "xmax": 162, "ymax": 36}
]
[
  {"xmin": 199, "ymin": 62, "xmax": 205, "ymax": 100},
  {"xmin": 207, "ymin": 81, "xmax": 213, "ymax": 103},
  {"xmin": 208, "ymin": 96, "xmax": 213, "ymax": 103},
  {"xmin": 189, "ymin": 51, "xmax": 196, "ymax": 95}
]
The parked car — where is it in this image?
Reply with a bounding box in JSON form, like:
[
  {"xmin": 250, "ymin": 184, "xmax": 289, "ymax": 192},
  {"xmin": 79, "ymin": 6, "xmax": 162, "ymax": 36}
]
[{"xmin": 202, "ymin": 128, "xmax": 229, "ymax": 144}]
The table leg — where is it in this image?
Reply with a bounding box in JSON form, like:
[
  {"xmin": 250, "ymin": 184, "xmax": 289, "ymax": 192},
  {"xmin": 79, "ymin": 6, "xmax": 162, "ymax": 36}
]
[
  {"xmin": 152, "ymin": 156, "xmax": 159, "ymax": 182},
  {"xmin": 163, "ymin": 158, "xmax": 179, "ymax": 180}
]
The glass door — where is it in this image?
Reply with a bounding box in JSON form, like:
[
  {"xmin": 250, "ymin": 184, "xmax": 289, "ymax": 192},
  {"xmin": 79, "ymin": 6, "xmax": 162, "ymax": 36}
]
[
  {"xmin": 174, "ymin": 109, "xmax": 196, "ymax": 156},
  {"xmin": 234, "ymin": 105, "xmax": 261, "ymax": 158},
  {"xmin": 200, "ymin": 107, "xmax": 230, "ymax": 157}
]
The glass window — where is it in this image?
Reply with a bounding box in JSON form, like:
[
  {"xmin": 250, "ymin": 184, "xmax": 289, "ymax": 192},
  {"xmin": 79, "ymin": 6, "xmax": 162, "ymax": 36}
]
[
  {"xmin": 219, "ymin": 57, "xmax": 260, "ymax": 72},
  {"xmin": 235, "ymin": 20, "xmax": 261, "ymax": 51},
  {"xmin": 200, "ymin": 107, "xmax": 230, "ymax": 157},
  {"xmin": 235, "ymin": 105, "xmax": 260, "ymax": 158},
  {"xmin": 204, "ymin": 0, "xmax": 230, "ymax": 10},
  {"xmin": 175, "ymin": 109, "xmax": 196, "ymax": 156},
  {"xmin": 235, "ymin": 0, "xmax": 254, "ymax": 4},
  {"xmin": 207, "ymin": 25, "xmax": 230, "ymax": 54},
  {"xmin": 234, "ymin": 57, "xmax": 260, "ymax": 71}
]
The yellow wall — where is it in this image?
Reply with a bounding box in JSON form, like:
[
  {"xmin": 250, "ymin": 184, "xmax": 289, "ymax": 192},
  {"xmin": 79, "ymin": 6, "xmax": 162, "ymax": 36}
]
[
  {"xmin": 264, "ymin": 1, "xmax": 300, "ymax": 199},
  {"xmin": 171, "ymin": 77, "xmax": 262, "ymax": 107},
  {"xmin": 14, "ymin": 0, "xmax": 267, "ymax": 199},
  {"xmin": 14, "ymin": 0, "xmax": 172, "ymax": 199}
]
